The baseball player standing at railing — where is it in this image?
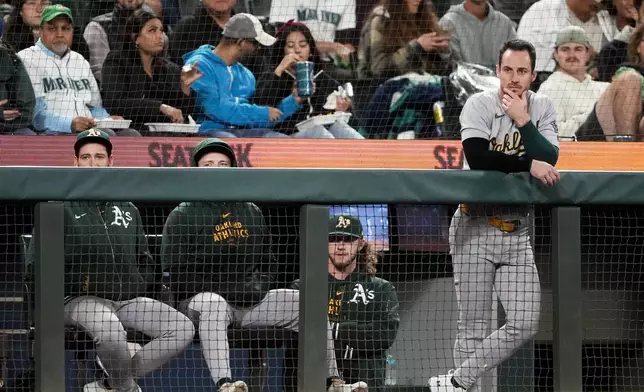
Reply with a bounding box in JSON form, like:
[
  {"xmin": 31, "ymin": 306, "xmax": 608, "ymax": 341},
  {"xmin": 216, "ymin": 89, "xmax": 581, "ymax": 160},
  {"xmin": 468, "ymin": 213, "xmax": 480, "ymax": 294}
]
[{"xmin": 429, "ymin": 39, "xmax": 561, "ymax": 392}]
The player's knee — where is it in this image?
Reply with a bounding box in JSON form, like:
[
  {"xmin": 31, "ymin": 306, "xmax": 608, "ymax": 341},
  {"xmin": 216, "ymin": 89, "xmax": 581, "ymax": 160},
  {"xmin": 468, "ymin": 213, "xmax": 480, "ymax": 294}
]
[
  {"xmin": 506, "ymin": 318, "xmax": 539, "ymax": 341},
  {"xmin": 190, "ymin": 292, "xmax": 229, "ymax": 314}
]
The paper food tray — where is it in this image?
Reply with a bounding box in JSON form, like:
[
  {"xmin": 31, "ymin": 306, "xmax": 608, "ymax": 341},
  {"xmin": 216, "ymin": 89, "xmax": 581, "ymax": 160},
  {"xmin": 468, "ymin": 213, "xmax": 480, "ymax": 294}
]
[
  {"xmin": 145, "ymin": 123, "xmax": 200, "ymax": 134},
  {"xmin": 296, "ymin": 112, "xmax": 352, "ymax": 131},
  {"xmin": 95, "ymin": 119, "xmax": 132, "ymax": 129}
]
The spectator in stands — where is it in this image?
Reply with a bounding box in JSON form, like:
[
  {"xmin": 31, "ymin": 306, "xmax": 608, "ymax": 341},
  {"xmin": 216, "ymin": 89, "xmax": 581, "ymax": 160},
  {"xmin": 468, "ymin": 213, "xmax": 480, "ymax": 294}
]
[
  {"xmin": 161, "ymin": 138, "xmax": 368, "ymax": 392},
  {"xmin": 268, "ymin": 0, "xmax": 357, "ymax": 64},
  {"xmin": 84, "ymin": 0, "xmax": 155, "ymax": 83},
  {"xmin": 489, "ymin": 0, "xmax": 536, "ymax": 26},
  {"xmin": 169, "ymin": 0, "xmax": 265, "ymax": 75},
  {"xmin": 0, "ymin": 39, "xmax": 35, "ymax": 134},
  {"xmin": 537, "ymin": 26, "xmax": 609, "ymax": 140},
  {"xmin": 101, "ymin": 9, "xmax": 201, "ymax": 131},
  {"xmin": 595, "ymin": 23, "xmax": 644, "ymax": 139},
  {"xmin": 357, "ymin": 0, "xmax": 453, "ymax": 79},
  {"xmin": 27, "ymin": 129, "xmax": 195, "ymax": 392},
  {"xmin": 604, "ymin": 0, "xmax": 638, "ymax": 31},
  {"xmin": 287, "ymin": 215, "xmax": 400, "ymax": 392},
  {"xmin": 255, "ymin": 21, "xmax": 364, "ymax": 138},
  {"xmin": 18, "ymin": 5, "xmax": 138, "ymax": 135},
  {"xmin": 596, "ymin": 0, "xmax": 644, "ymax": 81},
  {"xmin": 439, "ymin": 0, "xmax": 517, "ymax": 69},
  {"xmin": 517, "ymin": 0, "xmax": 618, "ymax": 83},
  {"xmin": 3, "ymin": 0, "xmax": 89, "ymax": 59},
  {"xmin": 183, "ymin": 13, "xmax": 302, "ymax": 137}
]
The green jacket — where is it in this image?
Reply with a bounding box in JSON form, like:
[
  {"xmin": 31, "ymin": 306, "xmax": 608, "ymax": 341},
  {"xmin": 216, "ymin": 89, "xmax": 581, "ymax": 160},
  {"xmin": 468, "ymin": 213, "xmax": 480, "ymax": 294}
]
[
  {"xmin": 161, "ymin": 201, "xmax": 277, "ymax": 307},
  {"xmin": 28, "ymin": 201, "xmax": 156, "ymax": 301},
  {"xmin": 292, "ymin": 270, "xmax": 400, "ymax": 390}
]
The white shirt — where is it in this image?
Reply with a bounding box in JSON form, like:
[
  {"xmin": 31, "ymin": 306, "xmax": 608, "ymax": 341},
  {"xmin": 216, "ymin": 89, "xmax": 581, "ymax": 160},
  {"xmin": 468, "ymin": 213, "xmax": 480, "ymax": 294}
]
[
  {"xmin": 269, "ymin": 0, "xmax": 356, "ymax": 43},
  {"xmin": 537, "ymin": 71, "xmax": 609, "ymax": 138},
  {"xmin": 517, "ymin": 0, "xmax": 617, "ymax": 72}
]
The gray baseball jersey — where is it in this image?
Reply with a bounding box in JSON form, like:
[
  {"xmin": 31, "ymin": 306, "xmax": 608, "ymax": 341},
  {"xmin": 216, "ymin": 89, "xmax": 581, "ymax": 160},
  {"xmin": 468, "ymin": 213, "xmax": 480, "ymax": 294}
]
[
  {"xmin": 457, "ymin": 89, "xmax": 560, "ymax": 220},
  {"xmin": 460, "ymin": 89, "xmax": 560, "ymax": 169}
]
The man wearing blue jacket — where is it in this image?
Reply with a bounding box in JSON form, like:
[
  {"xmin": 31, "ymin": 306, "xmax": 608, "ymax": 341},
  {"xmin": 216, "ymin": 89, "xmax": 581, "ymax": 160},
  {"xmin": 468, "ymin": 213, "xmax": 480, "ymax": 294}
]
[{"xmin": 183, "ymin": 13, "xmax": 303, "ymax": 137}]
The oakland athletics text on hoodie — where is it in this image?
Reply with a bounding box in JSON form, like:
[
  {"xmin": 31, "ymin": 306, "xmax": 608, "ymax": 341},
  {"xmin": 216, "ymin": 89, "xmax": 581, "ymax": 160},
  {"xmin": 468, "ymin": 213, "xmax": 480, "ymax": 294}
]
[
  {"xmin": 27, "ymin": 201, "xmax": 156, "ymax": 302},
  {"xmin": 161, "ymin": 201, "xmax": 277, "ymax": 308},
  {"xmin": 327, "ymin": 271, "xmax": 400, "ymax": 390}
]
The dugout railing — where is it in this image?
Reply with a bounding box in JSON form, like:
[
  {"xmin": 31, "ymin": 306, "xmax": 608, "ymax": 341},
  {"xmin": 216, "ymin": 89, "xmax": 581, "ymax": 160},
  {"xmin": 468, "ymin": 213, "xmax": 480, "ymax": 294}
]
[{"xmin": 1, "ymin": 167, "xmax": 638, "ymax": 392}]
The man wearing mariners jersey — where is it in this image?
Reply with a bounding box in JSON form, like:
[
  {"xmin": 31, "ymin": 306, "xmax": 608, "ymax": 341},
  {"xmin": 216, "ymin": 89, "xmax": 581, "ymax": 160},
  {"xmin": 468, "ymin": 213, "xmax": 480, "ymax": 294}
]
[{"xmin": 429, "ymin": 39, "xmax": 560, "ymax": 392}]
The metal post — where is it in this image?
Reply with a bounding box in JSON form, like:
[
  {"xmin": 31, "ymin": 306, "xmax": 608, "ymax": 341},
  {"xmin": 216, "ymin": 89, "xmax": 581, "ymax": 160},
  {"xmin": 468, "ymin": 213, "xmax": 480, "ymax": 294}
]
[
  {"xmin": 552, "ymin": 207, "xmax": 582, "ymax": 391},
  {"xmin": 298, "ymin": 205, "xmax": 330, "ymax": 392},
  {"xmin": 34, "ymin": 202, "xmax": 65, "ymax": 392}
]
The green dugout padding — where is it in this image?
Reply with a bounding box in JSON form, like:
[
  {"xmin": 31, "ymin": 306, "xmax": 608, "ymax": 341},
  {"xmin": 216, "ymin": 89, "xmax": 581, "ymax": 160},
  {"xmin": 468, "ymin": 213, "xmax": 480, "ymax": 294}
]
[{"xmin": 0, "ymin": 167, "xmax": 642, "ymax": 205}]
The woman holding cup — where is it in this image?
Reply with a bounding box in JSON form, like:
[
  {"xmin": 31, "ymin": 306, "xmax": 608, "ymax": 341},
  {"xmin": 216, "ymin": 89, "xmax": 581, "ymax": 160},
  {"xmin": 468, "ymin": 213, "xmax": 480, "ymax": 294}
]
[{"xmin": 254, "ymin": 20, "xmax": 364, "ymax": 139}]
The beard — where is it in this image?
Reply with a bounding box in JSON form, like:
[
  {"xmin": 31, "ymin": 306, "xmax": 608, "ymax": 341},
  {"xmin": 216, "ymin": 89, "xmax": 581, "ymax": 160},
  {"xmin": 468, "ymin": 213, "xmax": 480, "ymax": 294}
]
[
  {"xmin": 50, "ymin": 43, "xmax": 69, "ymax": 56},
  {"xmin": 329, "ymin": 255, "xmax": 357, "ymax": 272}
]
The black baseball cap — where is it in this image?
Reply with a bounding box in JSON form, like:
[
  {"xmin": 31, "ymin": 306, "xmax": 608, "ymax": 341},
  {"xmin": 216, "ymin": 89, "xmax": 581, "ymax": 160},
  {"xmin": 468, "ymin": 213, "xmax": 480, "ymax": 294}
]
[
  {"xmin": 328, "ymin": 215, "xmax": 364, "ymax": 238},
  {"xmin": 190, "ymin": 138, "xmax": 237, "ymax": 167},
  {"xmin": 74, "ymin": 128, "xmax": 112, "ymax": 157}
]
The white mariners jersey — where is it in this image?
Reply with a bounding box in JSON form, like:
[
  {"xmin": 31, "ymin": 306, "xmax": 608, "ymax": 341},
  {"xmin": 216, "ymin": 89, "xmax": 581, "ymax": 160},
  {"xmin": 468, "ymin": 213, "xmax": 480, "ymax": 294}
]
[{"xmin": 459, "ymin": 89, "xmax": 560, "ymax": 171}]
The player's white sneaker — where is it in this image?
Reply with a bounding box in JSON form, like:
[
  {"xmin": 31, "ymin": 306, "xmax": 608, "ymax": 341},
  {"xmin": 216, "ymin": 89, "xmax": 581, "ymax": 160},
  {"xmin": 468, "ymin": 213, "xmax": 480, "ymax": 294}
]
[
  {"xmin": 328, "ymin": 380, "xmax": 369, "ymax": 392},
  {"xmin": 218, "ymin": 380, "xmax": 249, "ymax": 392},
  {"xmin": 429, "ymin": 370, "xmax": 460, "ymax": 391}
]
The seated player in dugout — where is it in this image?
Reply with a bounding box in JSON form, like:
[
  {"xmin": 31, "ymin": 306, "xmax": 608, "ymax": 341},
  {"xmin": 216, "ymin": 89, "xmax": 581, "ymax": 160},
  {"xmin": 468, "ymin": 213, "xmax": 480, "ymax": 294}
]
[
  {"xmin": 160, "ymin": 138, "xmax": 368, "ymax": 392},
  {"xmin": 429, "ymin": 39, "xmax": 560, "ymax": 391},
  {"xmin": 288, "ymin": 215, "xmax": 400, "ymax": 392},
  {"xmin": 27, "ymin": 129, "xmax": 195, "ymax": 392}
]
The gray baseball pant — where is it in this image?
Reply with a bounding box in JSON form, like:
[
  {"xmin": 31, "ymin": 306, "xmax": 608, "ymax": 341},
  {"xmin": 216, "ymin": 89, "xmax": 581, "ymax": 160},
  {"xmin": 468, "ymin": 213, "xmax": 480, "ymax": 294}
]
[
  {"xmin": 185, "ymin": 288, "xmax": 340, "ymax": 383},
  {"xmin": 65, "ymin": 296, "xmax": 196, "ymax": 392},
  {"xmin": 449, "ymin": 213, "xmax": 541, "ymax": 391}
]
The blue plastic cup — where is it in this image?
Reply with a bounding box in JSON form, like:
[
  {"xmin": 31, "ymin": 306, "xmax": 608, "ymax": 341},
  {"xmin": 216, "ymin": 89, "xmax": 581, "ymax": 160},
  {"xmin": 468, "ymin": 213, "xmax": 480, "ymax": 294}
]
[{"xmin": 295, "ymin": 61, "xmax": 314, "ymax": 98}]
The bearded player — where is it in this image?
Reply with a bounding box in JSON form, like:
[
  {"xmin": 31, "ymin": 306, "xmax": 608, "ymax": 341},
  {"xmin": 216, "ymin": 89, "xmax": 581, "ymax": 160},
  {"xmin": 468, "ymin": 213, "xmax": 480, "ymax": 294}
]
[{"xmin": 429, "ymin": 39, "xmax": 560, "ymax": 392}]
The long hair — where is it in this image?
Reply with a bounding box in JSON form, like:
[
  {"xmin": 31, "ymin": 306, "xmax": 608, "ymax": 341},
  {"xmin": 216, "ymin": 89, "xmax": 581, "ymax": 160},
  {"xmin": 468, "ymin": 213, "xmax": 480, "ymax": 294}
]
[
  {"xmin": 376, "ymin": 0, "xmax": 443, "ymax": 49},
  {"xmin": 3, "ymin": 0, "xmax": 36, "ymax": 53},
  {"xmin": 270, "ymin": 20, "xmax": 321, "ymax": 68},
  {"xmin": 627, "ymin": 23, "xmax": 644, "ymax": 65},
  {"xmin": 358, "ymin": 242, "xmax": 378, "ymax": 276},
  {"xmin": 121, "ymin": 8, "xmax": 163, "ymax": 61}
]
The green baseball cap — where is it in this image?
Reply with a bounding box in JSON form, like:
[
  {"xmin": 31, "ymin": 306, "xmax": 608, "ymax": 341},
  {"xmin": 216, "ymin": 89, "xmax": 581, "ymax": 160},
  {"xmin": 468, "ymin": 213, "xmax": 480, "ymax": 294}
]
[
  {"xmin": 190, "ymin": 138, "xmax": 237, "ymax": 167},
  {"xmin": 555, "ymin": 26, "xmax": 590, "ymax": 48},
  {"xmin": 74, "ymin": 128, "xmax": 112, "ymax": 157},
  {"xmin": 328, "ymin": 215, "xmax": 363, "ymax": 238},
  {"xmin": 40, "ymin": 4, "xmax": 73, "ymax": 25}
]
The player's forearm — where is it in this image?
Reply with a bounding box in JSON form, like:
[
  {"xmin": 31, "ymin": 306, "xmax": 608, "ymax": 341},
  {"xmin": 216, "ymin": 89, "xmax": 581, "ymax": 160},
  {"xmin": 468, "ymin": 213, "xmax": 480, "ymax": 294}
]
[
  {"xmin": 517, "ymin": 121, "xmax": 559, "ymax": 165},
  {"xmin": 462, "ymin": 137, "xmax": 532, "ymax": 173}
]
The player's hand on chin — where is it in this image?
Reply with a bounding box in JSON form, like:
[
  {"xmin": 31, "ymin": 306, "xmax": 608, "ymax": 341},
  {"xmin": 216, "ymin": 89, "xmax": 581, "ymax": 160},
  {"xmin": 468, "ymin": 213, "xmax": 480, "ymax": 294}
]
[
  {"xmin": 501, "ymin": 89, "xmax": 530, "ymax": 126},
  {"xmin": 530, "ymin": 159, "xmax": 560, "ymax": 186}
]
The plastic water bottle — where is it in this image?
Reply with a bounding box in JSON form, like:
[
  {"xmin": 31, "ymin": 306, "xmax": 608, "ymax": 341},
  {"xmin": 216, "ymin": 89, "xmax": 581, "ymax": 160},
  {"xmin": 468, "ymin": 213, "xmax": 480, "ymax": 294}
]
[{"xmin": 385, "ymin": 354, "xmax": 397, "ymax": 385}]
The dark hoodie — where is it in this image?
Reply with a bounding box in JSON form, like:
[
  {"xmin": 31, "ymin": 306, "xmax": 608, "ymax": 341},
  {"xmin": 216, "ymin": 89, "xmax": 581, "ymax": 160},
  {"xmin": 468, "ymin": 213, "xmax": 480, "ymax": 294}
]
[
  {"xmin": 27, "ymin": 201, "xmax": 157, "ymax": 301},
  {"xmin": 291, "ymin": 270, "xmax": 400, "ymax": 391},
  {"xmin": 596, "ymin": 26, "xmax": 634, "ymax": 82},
  {"xmin": 101, "ymin": 49, "xmax": 196, "ymax": 130},
  {"xmin": 161, "ymin": 140, "xmax": 278, "ymax": 307},
  {"xmin": 84, "ymin": 1, "xmax": 151, "ymax": 82},
  {"xmin": 0, "ymin": 40, "xmax": 35, "ymax": 133},
  {"xmin": 254, "ymin": 23, "xmax": 345, "ymax": 134}
]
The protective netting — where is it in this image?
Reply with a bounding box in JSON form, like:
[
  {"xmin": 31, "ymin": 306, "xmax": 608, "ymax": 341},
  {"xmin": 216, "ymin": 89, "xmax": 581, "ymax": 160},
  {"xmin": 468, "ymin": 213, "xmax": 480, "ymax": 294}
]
[
  {"xmin": 1, "ymin": 201, "xmax": 640, "ymax": 391},
  {"xmin": 0, "ymin": 0, "xmax": 636, "ymax": 140}
]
